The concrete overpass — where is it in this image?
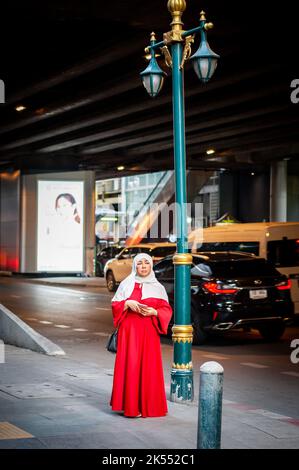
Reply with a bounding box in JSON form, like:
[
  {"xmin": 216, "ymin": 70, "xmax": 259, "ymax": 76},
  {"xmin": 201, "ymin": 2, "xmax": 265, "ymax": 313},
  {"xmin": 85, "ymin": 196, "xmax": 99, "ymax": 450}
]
[{"xmin": 0, "ymin": 0, "xmax": 298, "ymax": 178}]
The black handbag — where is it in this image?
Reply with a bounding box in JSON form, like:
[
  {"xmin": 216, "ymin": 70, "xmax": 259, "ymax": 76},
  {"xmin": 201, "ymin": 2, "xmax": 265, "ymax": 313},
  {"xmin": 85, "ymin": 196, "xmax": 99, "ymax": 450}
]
[{"xmin": 106, "ymin": 328, "xmax": 118, "ymax": 353}]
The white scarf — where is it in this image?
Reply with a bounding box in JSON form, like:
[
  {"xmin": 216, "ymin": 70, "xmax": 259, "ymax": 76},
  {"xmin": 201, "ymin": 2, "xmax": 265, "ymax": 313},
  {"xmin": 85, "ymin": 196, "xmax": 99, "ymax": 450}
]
[{"xmin": 111, "ymin": 253, "xmax": 169, "ymax": 302}]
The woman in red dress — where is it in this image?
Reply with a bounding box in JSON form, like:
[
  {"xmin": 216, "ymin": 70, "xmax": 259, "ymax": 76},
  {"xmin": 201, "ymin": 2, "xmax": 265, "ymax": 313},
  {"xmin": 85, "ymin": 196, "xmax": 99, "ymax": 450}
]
[{"xmin": 109, "ymin": 253, "xmax": 173, "ymax": 418}]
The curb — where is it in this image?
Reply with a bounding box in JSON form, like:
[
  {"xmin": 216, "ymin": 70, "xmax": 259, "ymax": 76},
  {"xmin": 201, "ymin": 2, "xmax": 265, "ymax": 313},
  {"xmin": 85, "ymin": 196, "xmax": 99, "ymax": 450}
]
[
  {"xmin": 28, "ymin": 280, "xmax": 90, "ymax": 288},
  {"xmin": 0, "ymin": 303, "xmax": 65, "ymax": 356}
]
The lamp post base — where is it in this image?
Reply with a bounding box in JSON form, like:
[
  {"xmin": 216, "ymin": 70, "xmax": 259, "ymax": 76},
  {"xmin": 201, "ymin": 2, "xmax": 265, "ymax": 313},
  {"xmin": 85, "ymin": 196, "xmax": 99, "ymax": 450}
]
[{"xmin": 170, "ymin": 369, "xmax": 194, "ymax": 403}]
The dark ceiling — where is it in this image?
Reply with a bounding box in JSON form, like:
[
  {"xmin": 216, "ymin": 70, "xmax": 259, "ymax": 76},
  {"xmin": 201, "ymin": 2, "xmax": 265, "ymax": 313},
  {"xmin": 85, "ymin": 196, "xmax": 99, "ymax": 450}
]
[{"xmin": 0, "ymin": 0, "xmax": 298, "ymax": 179}]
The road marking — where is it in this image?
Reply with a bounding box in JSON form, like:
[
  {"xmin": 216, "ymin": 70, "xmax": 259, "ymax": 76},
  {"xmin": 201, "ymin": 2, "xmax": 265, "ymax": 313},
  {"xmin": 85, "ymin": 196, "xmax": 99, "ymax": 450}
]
[
  {"xmin": 93, "ymin": 332, "xmax": 110, "ymax": 337},
  {"xmin": 73, "ymin": 328, "xmax": 89, "ymax": 332},
  {"xmin": 27, "ymin": 283, "xmax": 112, "ymax": 298},
  {"xmin": 223, "ymin": 399, "xmax": 238, "ymax": 405},
  {"xmin": 202, "ymin": 354, "xmax": 230, "ymax": 360},
  {"xmin": 39, "ymin": 321, "xmax": 53, "ymax": 325},
  {"xmin": 96, "ymin": 307, "xmax": 110, "ymax": 311},
  {"xmin": 223, "ymin": 401, "xmax": 299, "ymax": 427},
  {"xmin": 240, "ymin": 362, "xmax": 269, "ymax": 369},
  {"xmin": 281, "ymin": 371, "xmax": 299, "ymax": 378},
  {"xmin": 10, "ymin": 295, "xmax": 21, "ymax": 298},
  {"xmin": 26, "ymin": 317, "xmax": 38, "ymax": 321},
  {"xmin": 247, "ymin": 409, "xmax": 292, "ymax": 420},
  {"xmin": 54, "ymin": 324, "xmax": 71, "ymax": 329}
]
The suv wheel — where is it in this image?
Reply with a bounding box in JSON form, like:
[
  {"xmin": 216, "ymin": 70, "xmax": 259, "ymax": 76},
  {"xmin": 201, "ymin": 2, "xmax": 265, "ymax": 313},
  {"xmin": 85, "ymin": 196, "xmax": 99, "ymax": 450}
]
[
  {"xmin": 106, "ymin": 271, "xmax": 117, "ymax": 292},
  {"xmin": 192, "ymin": 305, "xmax": 207, "ymax": 345},
  {"xmin": 258, "ymin": 323, "xmax": 286, "ymax": 342}
]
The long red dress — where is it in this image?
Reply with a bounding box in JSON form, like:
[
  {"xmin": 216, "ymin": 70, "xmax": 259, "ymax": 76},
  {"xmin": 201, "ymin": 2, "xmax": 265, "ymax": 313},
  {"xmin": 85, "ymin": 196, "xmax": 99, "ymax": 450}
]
[{"xmin": 109, "ymin": 282, "xmax": 172, "ymax": 418}]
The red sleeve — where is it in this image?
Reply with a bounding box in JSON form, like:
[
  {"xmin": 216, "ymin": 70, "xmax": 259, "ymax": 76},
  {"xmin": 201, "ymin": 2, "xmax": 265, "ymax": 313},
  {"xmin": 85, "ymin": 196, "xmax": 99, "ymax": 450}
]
[
  {"xmin": 111, "ymin": 300, "xmax": 128, "ymax": 328},
  {"xmin": 151, "ymin": 299, "xmax": 173, "ymax": 335}
]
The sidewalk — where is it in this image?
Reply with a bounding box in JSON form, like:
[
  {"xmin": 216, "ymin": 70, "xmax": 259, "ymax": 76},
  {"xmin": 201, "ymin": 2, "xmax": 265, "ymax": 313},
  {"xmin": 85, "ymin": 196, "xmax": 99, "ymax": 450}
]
[
  {"xmin": 0, "ymin": 343, "xmax": 299, "ymax": 449},
  {"xmin": 15, "ymin": 275, "xmax": 106, "ymax": 289}
]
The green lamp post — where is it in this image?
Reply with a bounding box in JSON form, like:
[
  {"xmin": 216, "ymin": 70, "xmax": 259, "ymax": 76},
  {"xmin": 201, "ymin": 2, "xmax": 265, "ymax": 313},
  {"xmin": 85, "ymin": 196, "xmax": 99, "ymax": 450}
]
[{"xmin": 140, "ymin": 1, "xmax": 219, "ymax": 403}]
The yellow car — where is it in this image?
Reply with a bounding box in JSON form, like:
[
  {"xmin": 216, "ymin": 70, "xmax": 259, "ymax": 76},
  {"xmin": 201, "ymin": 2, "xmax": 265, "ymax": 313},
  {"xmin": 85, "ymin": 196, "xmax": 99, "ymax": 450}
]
[{"xmin": 104, "ymin": 242, "xmax": 176, "ymax": 292}]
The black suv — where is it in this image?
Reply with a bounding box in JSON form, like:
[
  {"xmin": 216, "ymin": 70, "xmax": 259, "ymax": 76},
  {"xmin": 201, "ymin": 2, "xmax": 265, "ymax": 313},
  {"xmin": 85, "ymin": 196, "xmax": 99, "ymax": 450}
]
[{"xmin": 154, "ymin": 252, "xmax": 294, "ymax": 344}]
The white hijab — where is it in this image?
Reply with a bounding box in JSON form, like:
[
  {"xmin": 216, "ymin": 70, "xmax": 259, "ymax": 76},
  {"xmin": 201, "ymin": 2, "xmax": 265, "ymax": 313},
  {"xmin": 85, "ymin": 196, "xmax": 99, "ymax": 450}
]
[{"xmin": 111, "ymin": 253, "xmax": 169, "ymax": 302}]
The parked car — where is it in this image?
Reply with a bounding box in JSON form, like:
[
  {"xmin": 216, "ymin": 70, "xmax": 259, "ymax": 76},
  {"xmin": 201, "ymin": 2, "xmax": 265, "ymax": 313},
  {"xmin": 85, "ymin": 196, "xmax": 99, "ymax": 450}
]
[
  {"xmin": 104, "ymin": 242, "xmax": 176, "ymax": 291},
  {"xmin": 96, "ymin": 245, "xmax": 123, "ymax": 277},
  {"xmin": 153, "ymin": 251, "xmax": 294, "ymax": 344}
]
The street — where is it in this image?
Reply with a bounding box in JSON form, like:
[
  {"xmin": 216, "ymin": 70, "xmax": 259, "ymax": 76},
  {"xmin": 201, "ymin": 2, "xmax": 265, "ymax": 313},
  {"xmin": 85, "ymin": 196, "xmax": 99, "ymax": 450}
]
[
  {"xmin": 0, "ymin": 276, "xmax": 299, "ymax": 436},
  {"xmin": 0, "ymin": 0, "xmax": 298, "ymax": 455}
]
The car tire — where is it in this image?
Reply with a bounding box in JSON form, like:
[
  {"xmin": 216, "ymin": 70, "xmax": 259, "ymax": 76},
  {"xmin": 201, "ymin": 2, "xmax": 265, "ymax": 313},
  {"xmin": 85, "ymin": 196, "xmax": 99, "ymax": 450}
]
[
  {"xmin": 191, "ymin": 305, "xmax": 207, "ymax": 345},
  {"xmin": 258, "ymin": 323, "xmax": 286, "ymax": 342},
  {"xmin": 106, "ymin": 271, "xmax": 117, "ymax": 292}
]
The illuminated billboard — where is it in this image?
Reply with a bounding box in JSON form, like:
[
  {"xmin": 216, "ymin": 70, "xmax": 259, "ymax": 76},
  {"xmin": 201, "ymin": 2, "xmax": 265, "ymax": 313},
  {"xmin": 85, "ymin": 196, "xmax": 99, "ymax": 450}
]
[{"xmin": 37, "ymin": 180, "xmax": 84, "ymax": 272}]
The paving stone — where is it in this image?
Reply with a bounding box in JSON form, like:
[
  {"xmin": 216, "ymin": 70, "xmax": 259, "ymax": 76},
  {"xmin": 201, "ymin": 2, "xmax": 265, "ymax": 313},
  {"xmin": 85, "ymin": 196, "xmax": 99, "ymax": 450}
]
[
  {"xmin": 1, "ymin": 341, "xmax": 299, "ymax": 450},
  {"xmin": 0, "ymin": 438, "xmax": 47, "ymax": 449},
  {"xmin": 38, "ymin": 434, "xmax": 110, "ymax": 449},
  {"xmin": 237, "ymin": 414, "xmax": 299, "ymax": 439},
  {"xmin": 0, "ymin": 383, "xmax": 88, "ymax": 399}
]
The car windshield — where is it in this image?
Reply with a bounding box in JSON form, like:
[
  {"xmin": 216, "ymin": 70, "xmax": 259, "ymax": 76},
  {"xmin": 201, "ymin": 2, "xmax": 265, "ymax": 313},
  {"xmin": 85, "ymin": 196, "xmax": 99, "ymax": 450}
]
[
  {"xmin": 138, "ymin": 247, "xmax": 152, "ymax": 254},
  {"xmin": 267, "ymin": 239, "xmax": 299, "ymax": 267},
  {"xmin": 151, "ymin": 246, "xmax": 176, "ymax": 257},
  {"xmin": 206, "ymin": 259, "xmax": 279, "ymax": 278},
  {"xmin": 195, "ymin": 241, "xmax": 260, "ymax": 256}
]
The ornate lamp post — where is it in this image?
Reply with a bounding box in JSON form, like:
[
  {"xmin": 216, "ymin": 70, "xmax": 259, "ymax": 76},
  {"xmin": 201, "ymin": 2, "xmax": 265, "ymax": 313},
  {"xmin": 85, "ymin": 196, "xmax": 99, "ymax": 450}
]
[{"xmin": 140, "ymin": 1, "xmax": 219, "ymax": 403}]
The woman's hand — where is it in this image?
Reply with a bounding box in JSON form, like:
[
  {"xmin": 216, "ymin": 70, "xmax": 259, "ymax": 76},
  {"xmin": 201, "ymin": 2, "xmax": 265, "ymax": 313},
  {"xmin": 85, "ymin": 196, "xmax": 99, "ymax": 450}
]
[
  {"xmin": 139, "ymin": 306, "xmax": 158, "ymax": 317},
  {"xmin": 124, "ymin": 300, "xmax": 142, "ymax": 313}
]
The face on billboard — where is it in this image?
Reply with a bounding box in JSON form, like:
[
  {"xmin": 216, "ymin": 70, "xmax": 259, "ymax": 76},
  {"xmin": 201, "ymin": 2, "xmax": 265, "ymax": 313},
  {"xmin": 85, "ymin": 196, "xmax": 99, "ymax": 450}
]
[
  {"xmin": 37, "ymin": 181, "xmax": 84, "ymax": 272},
  {"xmin": 56, "ymin": 196, "xmax": 76, "ymax": 218}
]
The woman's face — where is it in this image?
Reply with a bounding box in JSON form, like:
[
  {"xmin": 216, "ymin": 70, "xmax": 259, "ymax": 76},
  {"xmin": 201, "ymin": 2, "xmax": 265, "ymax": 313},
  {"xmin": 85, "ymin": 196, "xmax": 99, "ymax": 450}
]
[
  {"xmin": 56, "ymin": 197, "xmax": 74, "ymax": 219},
  {"xmin": 136, "ymin": 258, "xmax": 152, "ymax": 277}
]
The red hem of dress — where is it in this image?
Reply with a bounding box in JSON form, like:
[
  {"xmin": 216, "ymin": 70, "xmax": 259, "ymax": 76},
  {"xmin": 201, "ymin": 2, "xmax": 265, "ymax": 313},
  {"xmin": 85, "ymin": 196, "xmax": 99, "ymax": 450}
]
[{"xmin": 111, "ymin": 406, "xmax": 167, "ymax": 418}]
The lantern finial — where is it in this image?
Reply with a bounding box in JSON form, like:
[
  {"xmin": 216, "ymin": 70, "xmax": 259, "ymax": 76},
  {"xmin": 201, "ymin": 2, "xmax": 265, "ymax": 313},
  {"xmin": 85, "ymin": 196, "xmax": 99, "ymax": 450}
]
[{"xmin": 167, "ymin": 0, "xmax": 186, "ymax": 33}]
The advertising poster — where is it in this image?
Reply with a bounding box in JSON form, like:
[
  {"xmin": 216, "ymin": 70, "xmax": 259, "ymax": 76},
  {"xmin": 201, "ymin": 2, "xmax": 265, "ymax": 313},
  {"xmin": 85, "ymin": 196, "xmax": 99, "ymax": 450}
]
[{"xmin": 37, "ymin": 180, "xmax": 84, "ymax": 272}]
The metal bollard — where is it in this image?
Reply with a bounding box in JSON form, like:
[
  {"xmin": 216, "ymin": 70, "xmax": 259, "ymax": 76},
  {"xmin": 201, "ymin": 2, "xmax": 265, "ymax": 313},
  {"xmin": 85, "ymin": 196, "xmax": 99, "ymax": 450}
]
[{"xmin": 197, "ymin": 361, "xmax": 224, "ymax": 449}]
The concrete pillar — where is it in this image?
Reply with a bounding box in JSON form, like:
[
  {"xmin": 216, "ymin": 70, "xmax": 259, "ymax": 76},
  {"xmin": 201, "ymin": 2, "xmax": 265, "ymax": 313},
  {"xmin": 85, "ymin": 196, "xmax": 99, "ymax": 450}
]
[
  {"xmin": 270, "ymin": 161, "xmax": 287, "ymax": 222},
  {"xmin": 287, "ymin": 161, "xmax": 299, "ymax": 221},
  {"xmin": 219, "ymin": 172, "xmax": 238, "ymax": 220},
  {"xmin": 85, "ymin": 170, "xmax": 96, "ymax": 276}
]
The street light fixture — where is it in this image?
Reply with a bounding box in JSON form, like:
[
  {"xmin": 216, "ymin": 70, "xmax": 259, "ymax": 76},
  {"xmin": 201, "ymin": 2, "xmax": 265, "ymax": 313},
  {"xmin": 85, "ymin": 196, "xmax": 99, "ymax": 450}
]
[
  {"xmin": 140, "ymin": 33, "xmax": 167, "ymax": 97},
  {"xmin": 190, "ymin": 13, "xmax": 220, "ymax": 83},
  {"xmin": 140, "ymin": 7, "xmax": 219, "ymax": 97},
  {"xmin": 140, "ymin": 0, "xmax": 219, "ymax": 404}
]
